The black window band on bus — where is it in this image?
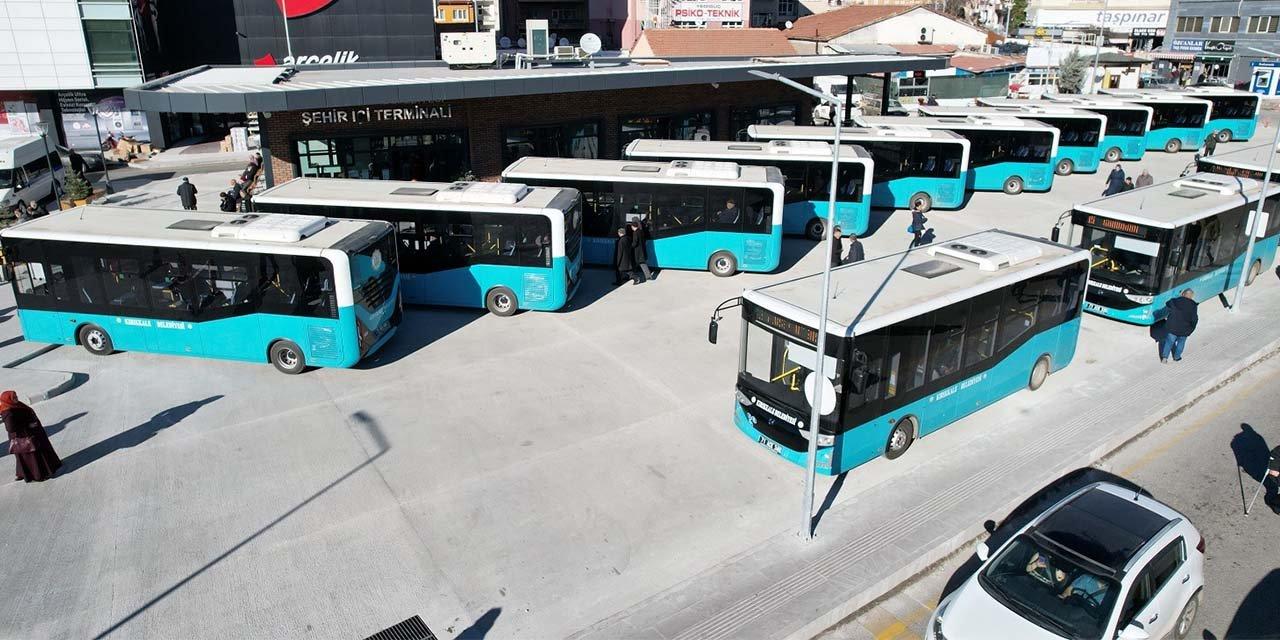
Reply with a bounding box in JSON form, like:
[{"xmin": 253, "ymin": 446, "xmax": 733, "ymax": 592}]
[{"xmin": 857, "ymin": 141, "xmax": 965, "ymax": 180}]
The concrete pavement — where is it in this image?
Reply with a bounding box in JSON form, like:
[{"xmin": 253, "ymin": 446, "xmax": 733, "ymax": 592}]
[{"xmin": 0, "ymin": 134, "xmax": 1276, "ymax": 639}]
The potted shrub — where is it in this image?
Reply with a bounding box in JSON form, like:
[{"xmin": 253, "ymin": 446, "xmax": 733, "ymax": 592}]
[{"xmin": 63, "ymin": 172, "xmax": 94, "ymax": 206}]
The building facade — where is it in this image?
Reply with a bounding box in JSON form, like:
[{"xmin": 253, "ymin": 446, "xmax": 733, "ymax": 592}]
[
  {"xmin": 1162, "ymin": 0, "xmax": 1280, "ymax": 83},
  {"xmin": 1026, "ymin": 0, "xmax": 1170, "ymax": 50}
]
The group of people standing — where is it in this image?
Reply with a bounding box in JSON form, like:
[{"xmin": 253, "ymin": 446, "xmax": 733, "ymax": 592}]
[
  {"xmin": 1102, "ymin": 164, "xmax": 1154, "ymax": 197},
  {"xmin": 7, "ymin": 199, "xmax": 48, "ymax": 224},
  {"xmin": 829, "ymin": 226, "xmax": 866, "ymax": 267},
  {"xmin": 613, "ymin": 218, "xmax": 654, "ymax": 285},
  {"xmin": 179, "ymin": 153, "xmax": 263, "ymax": 213}
]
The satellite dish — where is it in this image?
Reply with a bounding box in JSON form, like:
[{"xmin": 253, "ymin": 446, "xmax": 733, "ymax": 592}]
[
  {"xmin": 500, "ymin": 36, "xmax": 512, "ymax": 49},
  {"xmin": 559, "ymin": 37, "xmax": 570, "ymax": 46},
  {"xmin": 785, "ymin": 20, "xmax": 794, "ymax": 29},
  {"xmin": 580, "ymin": 33, "xmax": 602, "ymax": 55}
]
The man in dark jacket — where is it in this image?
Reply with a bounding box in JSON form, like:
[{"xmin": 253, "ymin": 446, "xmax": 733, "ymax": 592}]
[
  {"xmin": 1203, "ymin": 132, "xmax": 1218, "ymax": 157},
  {"xmin": 1102, "ymin": 164, "xmax": 1126, "ymax": 196},
  {"xmin": 177, "ymin": 177, "xmax": 198, "ymax": 210},
  {"xmin": 1161, "ymin": 289, "xmax": 1198, "ymax": 363},
  {"xmin": 218, "ymin": 191, "xmax": 237, "ymax": 212},
  {"xmin": 68, "ymin": 149, "xmax": 86, "ymax": 177},
  {"xmin": 844, "ymin": 232, "xmax": 865, "ymax": 264},
  {"xmin": 910, "ymin": 204, "xmax": 927, "ymax": 246},
  {"xmin": 613, "ymin": 227, "xmax": 636, "ymax": 286},
  {"xmin": 630, "ymin": 219, "xmax": 651, "ymax": 283},
  {"xmin": 830, "ymin": 225, "xmax": 844, "ymax": 267}
]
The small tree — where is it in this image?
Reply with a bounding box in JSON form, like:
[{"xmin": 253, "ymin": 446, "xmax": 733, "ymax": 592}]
[
  {"xmin": 63, "ymin": 171, "xmax": 93, "ymax": 201},
  {"xmin": 1057, "ymin": 49, "xmax": 1088, "ymax": 94}
]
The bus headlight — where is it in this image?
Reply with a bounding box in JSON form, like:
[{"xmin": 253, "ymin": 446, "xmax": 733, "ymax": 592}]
[
  {"xmin": 817, "ymin": 433, "xmax": 835, "ymax": 447},
  {"xmin": 736, "ymin": 390, "xmax": 751, "ymax": 406},
  {"xmin": 1124, "ymin": 293, "xmax": 1154, "ymax": 304}
]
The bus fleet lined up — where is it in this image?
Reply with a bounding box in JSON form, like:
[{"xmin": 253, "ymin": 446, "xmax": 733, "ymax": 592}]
[{"xmin": 0, "ymin": 87, "xmax": 1269, "ymax": 476}]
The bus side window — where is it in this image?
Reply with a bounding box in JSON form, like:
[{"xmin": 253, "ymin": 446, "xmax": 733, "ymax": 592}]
[
  {"xmin": 1030, "ymin": 272, "xmax": 1065, "ymax": 330},
  {"xmin": 996, "ymin": 283, "xmax": 1037, "ymax": 352},
  {"xmin": 964, "ymin": 289, "xmax": 1001, "ymax": 368},
  {"xmin": 706, "ymin": 187, "xmax": 744, "ymax": 232},
  {"xmin": 1266, "ymin": 194, "xmax": 1280, "ymax": 237},
  {"xmin": 99, "ymin": 256, "xmax": 148, "ymax": 309},
  {"xmin": 293, "ymin": 256, "xmax": 336, "ymax": 319},
  {"xmin": 927, "ymin": 303, "xmax": 966, "ymax": 382},
  {"xmin": 782, "ymin": 164, "xmax": 807, "ymax": 204},
  {"xmin": 887, "ymin": 312, "xmax": 931, "ymax": 396},
  {"xmin": 836, "ymin": 165, "xmax": 862, "ymax": 203},
  {"xmin": 11, "ymin": 261, "xmax": 48, "ymax": 296},
  {"xmin": 259, "ymin": 255, "xmax": 299, "ymax": 312},
  {"xmin": 743, "ymin": 188, "xmax": 772, "ymax": 234},
  {"xmin": 145, "ymin": 251, "xmax": 196, "ymax": 312}
]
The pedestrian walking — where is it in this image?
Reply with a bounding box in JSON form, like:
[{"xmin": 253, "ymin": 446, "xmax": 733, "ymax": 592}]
[
  {"xmin": 830, "ymin": 225, "xmax": 845, "ymax": 267},
  {"xmin": 844, "ymin": 232, "xmax": 865, "ymax": 264},
  {"xmin": 613, "ymin": 227, "xmax": 637, "ymax": 285},
  {"xmin": 1264, "ymin": 446, "xmax": 1280, "ymax": 514},
  {"xmin": 910, "ymin": 205, "xmax": 927, "ymax": 246},
  {"xmin": 1135, "ymin": 168, "xmax": 1154, "ymax": 188},
  {"xmin": 177, "ymin": 177, "xmax": 198, "ymax": 210},
  {"xmin": 1122, "ymin": 177, "xmax": 1136, "ymax": 192},
  {"xmin": 1160, "ymin": 289, "xmax": 1198, "ymax": 363},
  {"xmin": 630, "ymin": 219, "xmax": 652, "ymax": 283},
  {"xmin": 2, "ymin": 390, "xmax": 61, "ymax": 483},
  {"xmin": 68, "ymin": 148, "xmax": 86, "ymax": 178},
  {"xmin": 1102, "ymin": 164, "xmax": 1126, "ymax": 196},
  {"xmin": 1203, "ymin": 132, "xmax": 1218, "ymax": 157}
]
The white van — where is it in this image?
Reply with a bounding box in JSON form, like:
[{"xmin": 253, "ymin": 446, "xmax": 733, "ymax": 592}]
[{"xmin": 0, "ymin": 135, "xmax": 65, "ymax": 210}]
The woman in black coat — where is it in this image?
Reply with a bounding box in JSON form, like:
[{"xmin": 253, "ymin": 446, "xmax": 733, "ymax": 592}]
[
  {"xmin": 3, "ymin": 390, "xmax": 61, "ymax": 482},
  {"xmin": 613, "ymin": 227, "xmax": 636, "ymax": 286},
  {"xmin": 630, "ymin": 220, "xmax": 652, "ymax": 283}
]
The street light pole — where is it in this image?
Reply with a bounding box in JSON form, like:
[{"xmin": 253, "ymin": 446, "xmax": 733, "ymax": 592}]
[
  {"xmin": 86, "ymin": 106, "xmax": 115, "ymax": 195},
  {"xmin": 281, "ymin": 0, "xmax": 295, "ymax": 62},
  {"xmin": 33, "ymin": 122, "xmax": 61, "ymax": 211},
  {"xmin": 1089, "ymin": 0, "xmax": 1111, "ymax": 93},
  {"xmin": 748, "ymin": 69, "xmax": 843, "ymax": 541},
  {"xmin": 1230, "ymin": 46, "xmax": 1280, "ymax": 313}
]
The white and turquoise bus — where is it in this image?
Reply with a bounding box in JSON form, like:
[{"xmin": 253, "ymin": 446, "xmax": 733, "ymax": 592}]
[
  {"xmin": 1062, "ymin": 172, "xmax": 1280, "ymax": 325},
  {"xmin": 623, "ymin": 138, "xmax": 873, "ymax": 240},
  {"xmin": 747, "ymin": 124, "xmax": 970, "ymax": 212},
  {"xmin": 856, "ymin": 115, "xmax": 1059, "ymax": 195},
  {"xmin": 1157, "ymin": 87, "xmax": 1261, "ymax": 143},
  {"xmin": 1197, "ymin": 142, "xmax": 1280, "ymax": 183},
  {"xmin": 501, "ymin": 157, "xmax": 785, "ymax": 277},
  {"xmin": 1099, "ymin": 90, "xmax": 1213, "ymax": 153},
  {"xmin": 716, "ymin": 229, "xmax": 1088, "ymax": 474},
  {"xmin": 0, "ymin": 206, "xmax": 401, "ymax": 374},
  {"xmin": 1040, "ymin": 95, "xmax": 1153, "ymax": 162},
  {"xmin": 254, "ymin": 177, "xmax": 582, "ymax": 316},
  {"xmin": 933, "ymin": 102, "xmax": 1106, "ymax": 175}
]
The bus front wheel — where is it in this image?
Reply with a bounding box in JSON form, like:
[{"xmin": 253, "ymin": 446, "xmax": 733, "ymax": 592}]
[
  {"xmin": 269, "ymin": 340, "xmax": 306, "ymax": 375},
  {"xmin": 1002, "ymin": 176, "xmax": 1024, "ymax": 195},
  {"xmin": 1029, "ymin": 355, "xmax": 1051, "ymax": 391},
  {"xmin": 1104, "ymin": 147, "xmax": 1122, "ymax": 163},
  {"xmin": 78, "ymin": 324, "xmax": 114, "ymax": 356},
  {"xmin": 1216, "ymin": 129, "xmax": 1232, "ymax": 144},
  {"xmin": 805, "ymin": 218, "xmax": 824, "ymax": 241},
  {"xmin": 1164, "ymin": 139, "xmax": 1182, "ymax": 153},
  {"xmin": 1054, "ymin": 158, "xmax": 1074, "ymax": 176},
  {"xmin": 910, "ymin": 192, "xmax": 933, "ymax": 213},
  {"xmin": 485, "ymin": 286, "xmax": 519, "ymax": 317},
  {"xmin": 885, "ymin": 416, "xmax": 916, "ymax": 460},
  {"xmin": 1247, "ymin": 260, "xmax": 1262, "ymax": 286},
  {"xmin": 709, "ymin": 251, "xmax": 738, "ymax": 278}
]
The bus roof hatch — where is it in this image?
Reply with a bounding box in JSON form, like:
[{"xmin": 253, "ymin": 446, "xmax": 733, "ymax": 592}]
[
  {"xmin": 665, "ymin": 160, "xmax": 740, "ymax": 180},
  {"xmin": 1173, "ymin": 173, "xmax": 1254, "ymax": 196},
  {"xmin": 767, "ymin": 140, "xmax": 830, "ymax": 155},
  {"xmin": 438, "ymin": 181, "xmax": 532, "ymax": 205},
  {"xmin": 928, "ymin": 231, "xmax": 1044, "ymax": 272},
  {"xmin": 210, "ymin": 213, "xmax": 331, "ymax": 243}
]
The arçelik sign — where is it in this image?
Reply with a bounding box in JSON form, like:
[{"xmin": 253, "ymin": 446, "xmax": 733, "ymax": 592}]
[{"xmin": 671, "ymin": 0, "xmax": 745, "ymax": 22}]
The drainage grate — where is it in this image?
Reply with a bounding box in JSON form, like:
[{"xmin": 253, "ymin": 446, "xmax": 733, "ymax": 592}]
[{"xmin": 362, "ymin": 615, "xmax": 437, "ymax": 640}]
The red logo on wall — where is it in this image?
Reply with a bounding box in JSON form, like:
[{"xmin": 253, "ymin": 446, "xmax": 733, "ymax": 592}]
[{"xmin": 276, "ymin": 0, "xmax": 337, "ymax": 19}]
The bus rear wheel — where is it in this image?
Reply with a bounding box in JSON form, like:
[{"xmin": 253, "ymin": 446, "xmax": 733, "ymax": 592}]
[
  {"xmin": 1029, "ymin": 355, "xmax": 1051, "ymax": 391},
  {"xmin": 885, "ymin": 417, "xmax": 916, "ymax": 460},
  {"xmin": 910, "ymin": 192, "xmax": 933, "ymax": 213},
  {"xmin": 485, "ymin": 286, "xmax": 518, "ymax": 317},
  {"xmin": 1164, "ymin": 139, "xmax": 1182, "ymax": 153},
  {"xmin": 78, "ymin": 324, "xmax": 114, "ymax": 356},
  {"xmin": 1104, "ymin": 147, "xmax": 1122, "ymax": 163},
  {"xmin": 709, "ymin": 251, "xmax": 738, "ymax": 277},
  {"xmin": 1002, "ymin": 176, "xmax": 1024, "ymax": 195},
  {"xmin": 1216, "ymin": 129, "xmax": 1232, "ymax": 144},
  {"xmin": 1054, "ymin": 158, "xmax": 1074, "ymax": 176},
  {"xmin": 269, "ymin": 340, "xmax": 306, "ymax": 375},
  {"xmin": 1247, "ymin": 260, "xmax": 1262, "ymax": 286},
  {"xmin": 805, "ymin": 218, "xmax": 824, "ymax": 241}
]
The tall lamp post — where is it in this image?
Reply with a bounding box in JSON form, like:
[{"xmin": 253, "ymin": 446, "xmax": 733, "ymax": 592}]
[
  {"xmin": 748, "ymin": 69, "xmax": 843, "ymax": 541},
  {"xmin": 86, "ymin": 106, "xmax": 115, "ymax": 194},
  {"xmin": 1229, "ymin": 45, "xmax": 1280, "ymax": 314},
  {"xmin": 1089, "ymin": 0, "xmax": 1111, "ymax": 93},
  {"xmin": 33, "ymin": 122, "xmax": 61, "ymax": 212},
  {"xmin": 280, "ymin": 0, "xmax": 295, "ymax": 62}
]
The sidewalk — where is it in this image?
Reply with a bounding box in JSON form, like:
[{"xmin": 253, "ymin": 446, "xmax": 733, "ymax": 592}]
[
  {"xmin": 127, "ymin": 142, "xmax": 256, "ymax": 171},
  {"xmin": 570, "ymin": 280, "xmax": 1280, "ymax": 640}
]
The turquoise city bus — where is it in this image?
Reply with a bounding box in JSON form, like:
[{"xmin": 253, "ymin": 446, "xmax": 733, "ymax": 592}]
[
  {"xmin": 716, "ymin": 229, "xmax": 1088, "ymax": 475},
  {"xmin": 746, "ymin": 124, "xmax": 970, "ymax": 212},
  {"xmin": 922, "ymin": 103, "xmax": 1106, "ymax": 176},
  {"xmin": 254, "ymin": 177, "xmax": 582, "ymax": 317},
  {"xmin": 1063, "ymin": 172, "xmax": 1280, "ymax": 325},
  {"xmin": 1040, "ymin": 95, "xmax": 1153, "ymax": 162},
  {"xmin": 623, "ymin": 138, "xmax": 874, "ymax": 239},
  {"xmin": 1160, "ymin": 87, "xmax": 1261, "ymax": 143},
  {"xmin": 856, "ymin": 115, "xmax": 1059, "ymax": 195},
  {"xmin": 501, "ymin": 157, "xmax": 785, "ymax": 277},
  {"xmin": 1197, "ymin": 142, "xmax": 1280, "ymax": 183},
  {"xmin": 1099, "ymin": 90, "xmax": 1212, "ymax": 153},
  {"xmin": 0, "ymin": 206, "xmax": 401, "ymax": 374}
]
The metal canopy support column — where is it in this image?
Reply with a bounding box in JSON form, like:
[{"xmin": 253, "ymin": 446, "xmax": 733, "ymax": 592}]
[
  {"xmin": 880, "ymin": 73, "xmax": 891, "ymax": 115},
  {"xmin": 844, "ymin": 76, "xmax": 855, "ymax": 125}
]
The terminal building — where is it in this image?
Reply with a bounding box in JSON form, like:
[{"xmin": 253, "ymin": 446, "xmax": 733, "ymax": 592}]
[{"xmin": 124, "ymin": 54, "xmax": 943, "ymax": 185}]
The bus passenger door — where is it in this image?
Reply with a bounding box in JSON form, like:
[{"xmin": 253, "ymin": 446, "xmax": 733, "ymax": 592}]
[
  {"xmin": 193, "ymin": 257, "xmax": 258, "ymax": 360},
  {"xmin": 143, "ymin": 253, "xmax": 203, "ymax": 356}
]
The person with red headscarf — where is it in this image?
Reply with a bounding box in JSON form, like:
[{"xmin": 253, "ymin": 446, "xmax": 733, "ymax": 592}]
[{"xmin": 2, "ymin": 390, "xmax": 61, "ymax": 482}]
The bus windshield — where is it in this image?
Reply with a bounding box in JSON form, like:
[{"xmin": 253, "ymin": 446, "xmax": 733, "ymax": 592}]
[
  {"xmin": 1080, "ymin": 225, "xmax": 1161, "ymax": 292},
  {"xmin": 741, "ymin": 313, "xmax": 839, "ymax": 416},
  {"xmin": 345, "ymin": 225, "xmax": 400, "ymax": 352},
  {"xmin": 979, "ymin": 536, "xmax": 1120, "ymax": 640}
]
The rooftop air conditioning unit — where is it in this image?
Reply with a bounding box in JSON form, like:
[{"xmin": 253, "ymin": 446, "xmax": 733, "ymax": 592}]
[
  {"xmin": 437, "ymin": 181, "xmax": 532, "ymax": 204},
  {"xmin": 442, "ymin": 31, "xmax": 498, "ymax": 68},
  {"xmin": 211, "ymin": 214, "xmax": 329, "ymax": 242},
  {"xmin": 876, "ymin": 125, "xmax": 930, "ymax": 137},
  {"xmin": 665, "ymin": 160, "xmax": 740, "ymax": 180},
  {"xmin": 928, "ymin": 231, "xmax": 1044, "ymax": 271},
  {"xmin": 1173, "ymin": 173, "xmax": 1253, "ymax": 196},
  {"xmin": 767, "ymin": 139, "xmax": 829, "ymax": 155}
]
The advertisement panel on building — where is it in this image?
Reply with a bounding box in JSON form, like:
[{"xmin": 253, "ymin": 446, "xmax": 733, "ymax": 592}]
[
  {"xmin": 671, "ymin": 0, "xmax": 746, "ymax": 24},
  {"xmin": 57, "ymin": 92, "xmax": 152, "ymax": 152},
  {"xmin": 1032, "ymin": 9, "xmax": 1167, "ymax": 31},
  {"xmin": 234, "ymin": 0, "xmax": 437, "ymax": 65}
]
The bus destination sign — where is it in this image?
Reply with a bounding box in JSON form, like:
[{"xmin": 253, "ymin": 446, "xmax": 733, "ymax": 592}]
[
  {"xmin": 1197, "ymin": 160, "xmax": 1280, "ymax": 183},
  {"xmin": 747, "ymin": 303, "xmax": 818, "ymax": 345},
  {"xmin": 1079, "ymin": 213, "xmax": 1159, "ymax": 240}
]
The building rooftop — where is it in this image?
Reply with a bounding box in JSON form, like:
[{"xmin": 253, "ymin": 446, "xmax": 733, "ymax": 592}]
[
  {"xmin": 786, "ymin": 5, "xmax": 913, "ymax": 41},
  {"xmin": 630, "ymin": 29, "xmax": 798, "ymax": 58},
  {"xmin": 124, "ymin": 54, "xmax": 946, "ymax": 114},
  {"xmin": 1075, "ymin": 173, "xmax": 1280, "ymax": 229},
  {"xmin": 888, "ymin": 44, "xmax": 958, "ymax": 55},
  {"xmin": 742, "ymin": 230, "xmax": 1086, "ymax": 336},
  {"xmin": 949, "ymin": 53, "xmax": 1024, "ymax": 74}
]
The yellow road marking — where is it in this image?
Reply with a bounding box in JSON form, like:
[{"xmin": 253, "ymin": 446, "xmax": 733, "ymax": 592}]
[
  {"xmin": 875, "ymin": 622, "xmax": 908, "ymax": 640},
  {"xmin": 870, "ymin": 602, "xmax": 934, "ymax": 640}
]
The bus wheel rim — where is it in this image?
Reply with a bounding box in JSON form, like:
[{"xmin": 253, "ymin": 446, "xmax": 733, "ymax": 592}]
[
  {"xmin": 716, "ymin": 258, "xmax": 730, "ymax": 271},
  {"xmin": 495, "ymin": 293, "xmax": 512, "ymax": 311},
  {"xmin": 279, "ymin": 348, "xmax": 299, "ymax": 368},
  {"xmin": 890, "ymin": 426, "xmax": 907, "ymax": 450},
  {"xmin": 87, "ymin": 330, "xmax": 104, "ymax": 350}
]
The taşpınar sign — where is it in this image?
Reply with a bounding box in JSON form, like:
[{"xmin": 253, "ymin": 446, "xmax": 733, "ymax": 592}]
[{"xmin": 301, "ymin": 105, "xmax": 455, "ymax": 126}]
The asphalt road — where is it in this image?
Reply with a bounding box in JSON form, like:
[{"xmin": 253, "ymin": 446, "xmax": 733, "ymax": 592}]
[{"xmin": 821, "ymin": 352, "xmax": 1280, "ymax": 640}]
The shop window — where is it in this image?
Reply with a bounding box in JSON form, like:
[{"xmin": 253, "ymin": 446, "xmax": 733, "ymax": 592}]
[
  {"xmin": 730, "ymin": 104, "xmax": 799, "ymax": 141},
  {"xmin": 502, "ymin": 121, "xmax": 600, "ymax": 166},
  {"xmin": 84, "ymin": 20, "xmax": 140, "ymax": 70},
  {"xmin": 1209, "ymin": 15, "xmax": 1239, "ymax": 32},
  {"xmin": 619, "ymin": 111, "xmax": 715, "ymax": 149},
  {"xmin": 1248, "ymin": 15, "xmax": 1280, "ymax": 32},
  {"xmin": 294, "ymin": 132, "xmax": 470, "ymax": 182},
  {"xmin": 897, "ymin": 76, "xmax": 929, "ymax": 98},
  {"xmin": 1176, "ymin": 16, "xmax": 1204, "ymax": 32}
]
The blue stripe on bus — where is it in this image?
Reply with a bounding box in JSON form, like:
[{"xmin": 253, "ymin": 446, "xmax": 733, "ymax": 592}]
[
  {"xmin": 1057, "ymin": 147, "xmax": 1100, "ymax": 173},
  {"xmin": 583, "ymin": 231, "xmax": 782, "ymax": 273},
  {"xmin": 1099, "ymin": 135, "xmax": 1147, "ymax": 161},
  {"xmin": 734, "ymin": 318, "xmax": 1081, "ymax": 475},
  {"xmin": 1205, "ymin": 118, "xmax": 1258, "ymax": 142},
  {"xmin": 869, "ymin": 177, "xmax": 967, "ymax": 210},
  {"xmin": 1144, "ymin": 127, "xmax": 1208, "ymax": 151},
  {"xmin": 400, "ymin": 256, "xmax": 575, "ymax": 312},
  {"xmin": 15, "ymin": 305, "xmax": 382, "ymax": 368},
  {"xmin": 782, "ymin": 200, "xmax": 872, "ymax": 236},
  {"xmin": 968, "ymin": 162, "xmax": 1053, "ymax": 192}
]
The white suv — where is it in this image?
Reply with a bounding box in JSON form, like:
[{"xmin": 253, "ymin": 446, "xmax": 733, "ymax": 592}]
[{"xmin": 928, "ymin": 482, "xmax": 1205, "ymax": 640}]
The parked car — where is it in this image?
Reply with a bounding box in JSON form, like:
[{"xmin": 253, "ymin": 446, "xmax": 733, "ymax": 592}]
[{"xmin": 928, "ymin": 482, "xmax": 1205, "ymax": 640}]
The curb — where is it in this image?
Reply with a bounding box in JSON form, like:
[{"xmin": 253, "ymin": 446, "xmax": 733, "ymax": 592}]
[
  {"xmin": 2, "ymin": 344, "xmax": 81, "ymax": 405},
  {"xmin": 794, "ymin": 334, "xmax": 1280, "ymax": 640},
  {"xmin": 3, "ymin": 343, "xmax": 59, "ymax": 369}
]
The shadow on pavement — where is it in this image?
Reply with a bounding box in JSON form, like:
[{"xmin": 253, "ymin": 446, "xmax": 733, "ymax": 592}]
[
  {"xmin": 1231, "ymin": 423, "xmax": 1272, "ymax": 512},
  {"xmin": 0, "ymin": 411, "xmax": 88, "ymax": 459},
  {"xmin": 1225, "ymin": 569, "xmax": 1280, "ymax": 639},
  {"xmin": 59, "ymin": 395, "xmax": 222, "ymax": 475},
  {"xmin": 456, "ymin": 607, "xmax": 502, "ymax": 639},
  {"xmin": 357, "ymin": 307, "xmax": 481, "ymax": 368},
  {"xmin": 811, "ymin": 472, "xmax": 848, "ymax": 532},
  {"xmin": 939, "ymin": 467, "xmax": 1151, "ymax": 600}
]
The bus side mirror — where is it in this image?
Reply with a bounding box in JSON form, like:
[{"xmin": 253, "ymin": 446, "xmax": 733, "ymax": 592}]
[
  {"xmin": 708, "ymin": 318, "xmax": 719, "ymax": 345},
  {"xmin": 1050, "ymin": 225, "xmax": 1061, "ymax": 243}
]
